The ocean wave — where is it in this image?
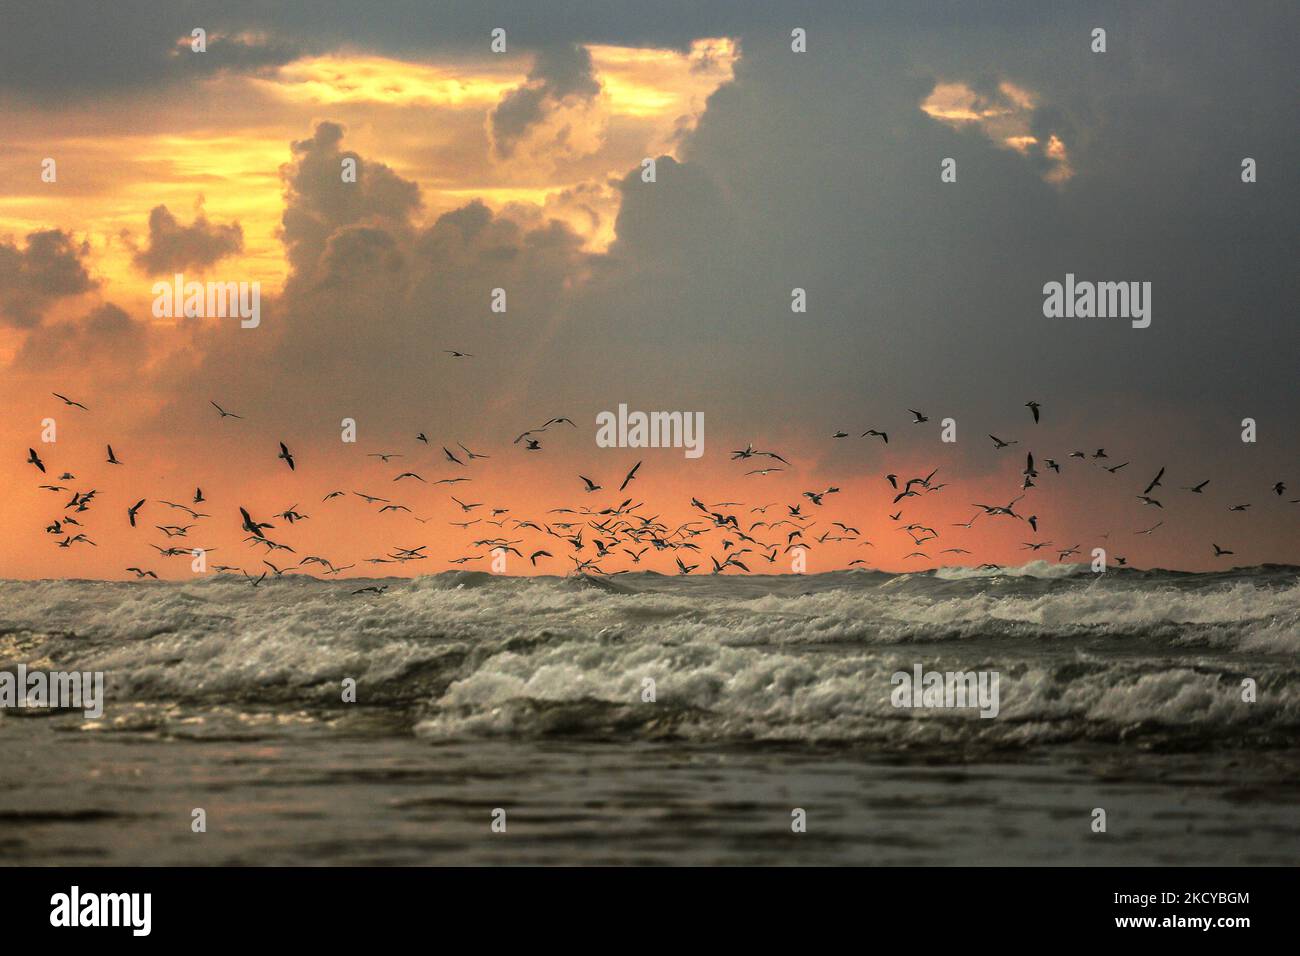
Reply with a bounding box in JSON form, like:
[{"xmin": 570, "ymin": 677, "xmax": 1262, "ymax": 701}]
[{"xmin": 1, "ymin": 568, "xmax": 1296, "ymax": 749}]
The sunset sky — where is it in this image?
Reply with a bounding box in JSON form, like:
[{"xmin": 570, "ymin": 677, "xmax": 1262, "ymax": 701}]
[{"xmin": 1, "ymin": 0, "xmax": 1295, "ymax": 579}]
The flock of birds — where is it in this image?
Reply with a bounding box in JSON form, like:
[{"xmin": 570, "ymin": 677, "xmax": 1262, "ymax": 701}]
[{"xmin": 23, "ymin": 392, "xmax": 1295, "ymax": 590}]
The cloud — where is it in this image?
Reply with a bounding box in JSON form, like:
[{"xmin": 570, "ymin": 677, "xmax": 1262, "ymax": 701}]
[
  {"xmin": 14, "ymin": 302, "xmax": 145, "ymax": 369},
  {"xmin": 279, "ymin": 121, "xmax": 422, "ymax": 279},
  {"xmin": 130, "ymin": 205, "xmax": 245, "ymax": 274},
  {"xmin": 921, "ymin": 79, "xmax": 1074, "ymax": 183},
  {"xmin": 0, "ymin": 230, "xmax": 97, "ymax": 327},
  {"xmin": 489, "ymin": 44, "xmax": 603, "ymax": 160}
]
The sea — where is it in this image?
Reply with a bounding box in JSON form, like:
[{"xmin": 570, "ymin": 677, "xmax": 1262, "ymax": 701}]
[{"xmin": 1, "ymin": 562, "xmax": 1297, "ymax": 865}]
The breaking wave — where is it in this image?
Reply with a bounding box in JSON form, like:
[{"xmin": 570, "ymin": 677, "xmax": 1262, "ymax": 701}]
[{"xmin": 1, "ymin": 565, "xmax": 1296, "ymax": 750}]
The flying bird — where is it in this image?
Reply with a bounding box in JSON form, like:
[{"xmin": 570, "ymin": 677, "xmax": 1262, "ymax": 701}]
[
  {"xmin": 278, "ymin": 442, "xmax": 295, "ymax": 470},
  {"xmin": 619, "ymin": 461, "xmax": 642, "ymax": 492}
]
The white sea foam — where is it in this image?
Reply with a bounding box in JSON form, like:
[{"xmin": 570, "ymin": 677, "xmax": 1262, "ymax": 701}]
[{"xmin": 1, "ymin": 568, "xmax": 1296, "ymax": 746}]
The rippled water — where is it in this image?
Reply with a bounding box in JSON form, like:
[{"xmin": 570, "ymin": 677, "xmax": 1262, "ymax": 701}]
[{"xmin": 2, "ymin": 564, "xmax": 1297, "ymax": 864}]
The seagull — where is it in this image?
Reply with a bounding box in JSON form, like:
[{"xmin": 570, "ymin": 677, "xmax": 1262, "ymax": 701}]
[
  {"xmin": 831, "ymin": 431, "xmax": 848, "ymax": 439},
  {"xmin": 1228, "ymin": 504, "xmax": 1251, "ymax": 512},
  {"xmin": 1274, "ymin": 482, "xmax": 1287, "ymax": 496},
  {"xmin": 278, "ymin": 442, "xmax": 295, "ymax": 470},
  {"xmin": 1045, "ymin": 458, "xmax": 1061, "ymax": 473},
  {"xmin": 26, "ymin": 448, "xmax": 45, "ymax": 473},
  {"xmin": 240, "ymin": 507, "xmax": 274, "ymax": 539},
  {"xmin": 972, "ymin": 495, "xmax": 1024, "ymax": 518},
  {"xmin": 1025, "ymin": 401, "xmax": 1040, "ymax": 423},
  {"xmin": 458, "ymin": 442, "xmax": 489, "ymax": 460},
  {"xmin": 159, "ymin": 501, "xmax": 208, "ymax": 519},
  {"xmin": 210, "ymin": 401, "xmax": 242, "ymax": 419},
  {"xmin": 529, "ymin": 550, "xmax": 553, "ymax": 566},
  {"xmin": 1212, "ymin": 544, "xmax": 1234, "ymax": 557},
  {"xmin": 451, "ymin": 496, "xmax": 482, "ymax": 512},
  {"xmin": 368, "ymin": 453, "xmax": 403, "ymax": 463},
  {"xmin": 416, "ymin": 433, "xmax": 429, "ymax": 444},
  {"xmin": 1143, "ymin": 467, "xmax": 1165, "ymax": 495},
  {"xmin": 125, "ymin": 567, "xmax": 158, "ymax": 579},
  {"xmin": 194, "ymin": 488, "xmax": 205, "ymax": 504},
  {"xmin": 619, "ymin": 461, "xmax": 641, "ymax": 492},
  {"xmin": 861, "ymin": 429, "xmax": 888, "ymax": 443},
  {"xmin": 908, "ymin": 409, "xmax": 929, "ymax": 423},
  {"xmin": 1135, "ymin": 521, "xmax": 1164, "ymax": 536},
  {"xmin": 393, "ymin": 472, "xmax": 425, "ymax": 482},
  {"xmin": 443, "ymin": 446, "xmax": 465, "ymax": 465},
  {"xmin": 579, "ymin": 475, "xmax": 602, "ymax": 492},
  {"xmin": 52, "ymin": 392, "xmax": 88, "ymax": 410},
  {"xmin": 127, "ymin": 499, "xmax": 145, "ymax": 527},
  {"xmin": 989, "ymin": 434, "xmax": 1018, "ymax": 449},
  {"xmin": 1104, "ymin": 461, "xmax": 1129, "ymax": 474},
  {"xmin": 1182, "ymin": 480, "xmax": 1209, "ymax": 493},
  {"xmin": 106, "ymin": 444, "xmax": 122, "ymax": 465},
  {"xmin": 444, "ymin": 350, "xmax": 473, "ymax": 358}
]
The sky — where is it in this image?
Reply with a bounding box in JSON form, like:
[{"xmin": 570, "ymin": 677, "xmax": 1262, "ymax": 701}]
[{"xmin": 0, "ymin": 0, "xmax": 1296, "ymax": 579}]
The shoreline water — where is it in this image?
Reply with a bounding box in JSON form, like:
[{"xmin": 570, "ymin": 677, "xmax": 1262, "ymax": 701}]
[{"xmin": 2, "ymin": 565, "xmax": 1297, "ymax": 864}]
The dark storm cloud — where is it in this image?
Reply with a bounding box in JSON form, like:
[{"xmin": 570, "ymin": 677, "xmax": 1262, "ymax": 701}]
[
  {"xmin": 489, "ymin": 43, "xmax": 602, "ymax": 158},
  {"xmin": 0, "ymin": 3, "xmax": 303, "ymax": 101},
  {"xmin": 131, "ymin": 205, "xmax": 244, "ymax": 275},
  {"xmin": 151, "ymin": 122, "xmax": 588, "ymax": 442},
  {"xmin": 15, "ymin": 302, "xmax": 145, "ymax": 369},
  {"xmin": 0, "ymin": 231, "xmax": 97, "ymax": 328},
  {"xmin": 280, "ymin": 122, "xmax": 421, "ymax": 278},
  {"xmin": 10, "ymin": 1, "xmax": 1291, "ymax": 467}
]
